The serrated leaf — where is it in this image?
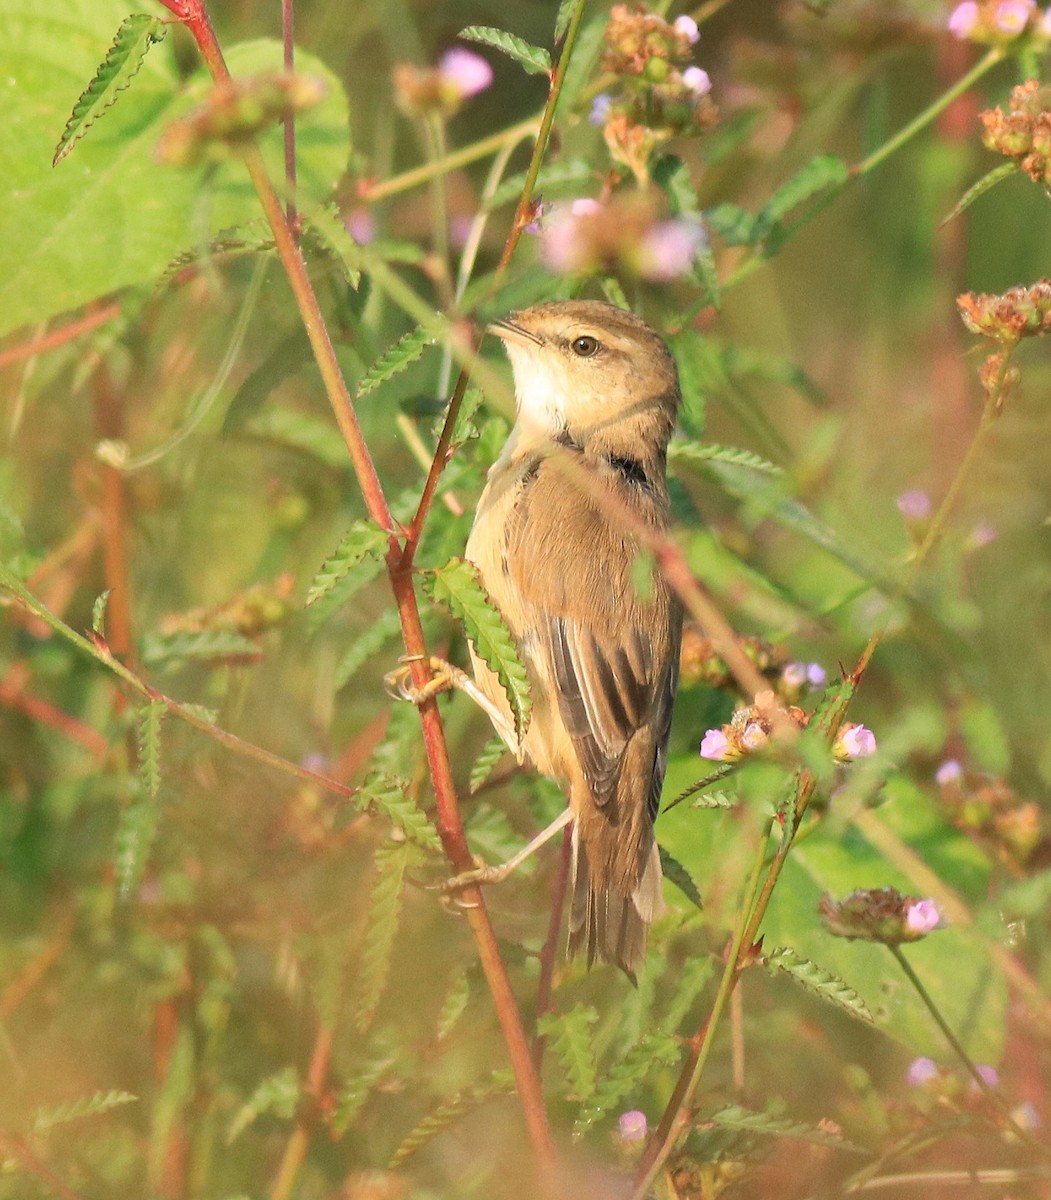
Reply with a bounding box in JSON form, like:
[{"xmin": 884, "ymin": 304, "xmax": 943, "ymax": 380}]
[
  {"xmin": 670, "ymin": 329, "xmax": 708, "ymax": 438},
  {"xmin": 430, "ymin": 557, "xmax": 531, "ymax": 742},
  {"xmin": 754, "ymin": 154, "xmax": 850, "ymax": 237},
  {"xmin": 226, "ymin": 1066, "xmax": 299, "ymax": 1144},
  {"xmin": 334, "ymin": 608, "xmax": 402, "ymax": 691},
  {"xmin": 432, "ymin": 386, "xmax": 487, "ymax": 449},
  {"xmin": 176, "ymin": 701, "xmax": 219, "ymax": 725},
  {"xmin": 690, "ymin": 789, "xmax": 738, "ymax": 810},
  {"xmin": 659, "ymin": 845, "xmax": 703, "ymax": 910},
  {"xmin": 670, "ymin": 441, "xmax": 783, "ymax": 476},
  {"xmin": 435, "ymin": 970, "xmax": 471, "ymax": 1042},
  {"xmin": 653, "ymin": 154, "xmax": 700, "ymax": 217},
  {"xmin": 91, "ymin": 589, "xmax": 112, "ymax": 636},
  {"xmin": 388, "ymin": 1071, "xmax": 515, "ymax": 1168},
  {"xmin": 357, "ymin": 325, "xmax": 434, "ymax": 398},
  {"xmin": 331, "ymin": 1054, "xmax": 396, "ymax": 1134},
  {"xmin": 763, "ymin": 946, "xmax": 873, "ymax": 1024},
  {"xmin": 469, "ymin": 736, "xmax": 509, "ymax": 794},
  {"xmin": 536, "ymin": 1004, "xmax": 599, "ymax": 1102},
  {"xmin": 942, "ymin": 162, "xmax": 1018, "ymax": 226},
  {"xmin": 140, "ymin": 628, "xmax": 263, "ymax": 666},
  {"xmin": 357, "ymin": 773, "xmax": 441, "ymax": 852},
  {"xmin": 137, "ymin": 698, "xmax": 164, "ymax": 801},
  {"xmin": 301, "ymin": 202, "xmax": 361, "ymax": 286},
  {"xmin": 704, "ymin": 202, "xmax": 757, "ymax": 247},
  {"xmin": 306, "ymin": 521, "xmax": 390, "ymax": 608},
  {"xmin": 33, "ymin": 1089, "xmax": 137, "ymax": 1132},
  {"xmin": 573, "ymin": 1033, "xmax": 680, "ymax": 1136},
  {"xmin": 708, "ymin": 1103, "xmax": 865, "ymax": 1152},
  {"xmin": 353, "ymin": 840, "xmax": 418, "ymax": 1034},
  {"xmin": 554, "ymin": 0, "xmax": 577, "ymax": 41},
  {"xmin": 459, "ymin": 26, "xmax": 552, "ymax": 75},
  {"xmin": 664, "ymin": 765, "xmax": 738, "ymax": 812},
  {"xmin": 53, "ymin": 15, "xmax": 167, "ymax": 166}
]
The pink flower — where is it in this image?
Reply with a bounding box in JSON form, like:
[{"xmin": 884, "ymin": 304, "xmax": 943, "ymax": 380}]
[
  {"xmin": 993, "ymin": 0, "xmax": 1035, "ymax": 33},
  {"xmin": 439, "ymin": 48, "xmax": 493, "ymax": 98},
  {"xmin": 673, "ymin": 14, "xmax": 700, "ymax": 43},
  {"xmin": 700, "ymin": 728, "xmax": 733, "ymax": 760},
  {"xmin": 345, "ymin": 208, "xmax": 376, "ymax": 244},
  {"xmin": 618, "ymin": 1110, "xmax": 648, "ymax": 1141},
  {"xmin": 740, "ymin": 721, "xmax": 769, "ymax": 752},
  {"xmin": 947, "ymin": 1, "xmax": 981, "ymax": 36},
  {"xmin": 972, "ymin": 1064, "xmax": 1000, "ymax": 1089},
  {"xmin": 570, "ymin": 197, "xmax": 603, "ymax": 216},
  {"xmin": 905, "ymin": 899, "xmax": 942, "ymax": 935},
  {"xmin": 682, "ymin": 65, "xmax": 712, "ymax": 95},
  {"xmin": 638, "ymin": 219, "xmax": 706, "ymax": 280},
  {"xmin": 935, "ymin": 759, "xmax": 963, "ymax": 786},
  {"xmin": 906, "ymin": 1056, "xmax": 939, "ymax": 1086},
  {"xmin": 835, "ymin": 724, "xmax": 877, "ymax": 760},
  {"xmin": 896, "ymin": 489, "xmax": 932, "ymax": 520}
]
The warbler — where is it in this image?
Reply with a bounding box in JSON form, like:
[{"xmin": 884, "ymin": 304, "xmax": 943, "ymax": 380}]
[{"xmin": 465, "ymin": 300, "xmax": 683, "ymax": 977}]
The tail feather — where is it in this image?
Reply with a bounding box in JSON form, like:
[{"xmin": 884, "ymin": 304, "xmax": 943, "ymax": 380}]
[{"xmin": 567, "ymin": 829, "xmax": 664, "ymax": 981}]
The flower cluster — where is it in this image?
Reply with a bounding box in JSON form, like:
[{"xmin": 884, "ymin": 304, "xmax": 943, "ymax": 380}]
[
  {"xmin": 591, "ymin": 5, "xmax": 718, "ymax": 182},
  {"xmin": 678, "ymin": 627, "xmax": 781, "ymax": 690},
  {"xmin": 540, "ymin": 194, "xmax": 707, "ymax": 281},
  {"xmin": 936, "ymin": 760, "xmax": 1045, "ymax": 867},
  {"xmin": 393, "ymin": 48, "xmax": 493, "ymax": 117},
  {"xmin": 979, "ymin": 80, "xmax": 1051, "ymax": 185},
  {"xmin": 947, "ymin": 0, "xmax": 1051, "ymax": 44},
  {"xmin": 956, "ymin": 279, "xmax": 1051, "ymax": 341},
  {"xmin": 819, "ymin": 888, "xmax": 944, "ymax": 945},
  {"xmin": 698, "ymin": 690, "xmax": 809, "ymax": 762}
]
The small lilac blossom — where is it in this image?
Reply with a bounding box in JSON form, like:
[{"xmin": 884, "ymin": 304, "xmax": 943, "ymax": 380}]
[
  {"xmin": 807, "ymin": 662, "xmax": 827, "ymax": 688},
  {"xmin": 835, "ymin": 724, "xmax": 877, "ymax": 760},
  {"xmin": 906, "ymin": 1056, "xmax": 939, "ymax": 1087},
  {"xmin": 682, "ymin": 66, "xmax": 712, "ymax": 95},
  {"xmin": 741, "ymin": 721, "xmax": 769, "ymax": 752},
  {"xmin": 540, "ymin": 217, "xmax": 582, "ymax": 273},
  {"xmin": 346, "ymin": 208, "xmax": 376, "ymax": 245},
  {"xmin": 972, "ymin": 1064, "xmax": 1000, "ymax": 1089},
  {"xmin": 700, "ymin": 728, "xmax": 733, "ymax": 760},
  {"xmin": 782, "ymin": 662, "xmax": 807, "ymax": 690},
  {"xmin": 590, "ymin": 93, "xmax": 614, "ymax": 126},
  {"xmin": 935, "ymin": 758, "xmax": 963, "ymax": 786},
  {"xmin": 947, "ymin": 1, "xmax": 981, "ymax": 36},
  {"xmin": 905, "ymin": 898, "xmax": 942, "ymax": 935},
  {"xmin": 523, "ymin": 200, "xmax": 547, "ymax": 235},
  {"xmin": 570, "ymin": 197, "xmax": 603, "ymax": 217},
  {"xmin": 674, "ymin": 14, "xmax": 701, "ymax": 43},
  {"xmin": 1042, "ymin": 9, "xmax": 1051, "ymax": 36},
  {"xmin": 638, "ymin": 219, "xmax": 705, "ymax": 280},
  {"xmin": 968, "ymin": 520, "xmax": 998, "ymax": 548},
  {"xmin": 439, "ymin": 48, "xmax": 493, "ymax": 98},
  {"xmin": 993, "ymin": 0, "xmax": 1035, "ymax": 33},
  {"xmin": 897, "ymin": 489, "xmax": 932, "ymax": 520},
  {"xmin": 618, "ymin": 1110, "xmax": 648, "ymax": 1141}
]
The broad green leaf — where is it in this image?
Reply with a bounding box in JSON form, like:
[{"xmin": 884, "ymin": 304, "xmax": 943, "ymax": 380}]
[
  {"xmin": 763, "ymin": 946, "xmax": 873, "ymax": 1023},
  {"xmin": 243, "ymin": 404, "xmax": 351, "ymax": 470},
  {"xmin": 704, "ymin": 202, "xmax": 757, "ymax": 247},
  {"xmin": 537, "ymin": 1004, "xmax": 599, "ymax": 1102},
  {"xmin": 306, "ymin": 520, "xmax": 390, "ymax": 607},
  {"xmin": 554, "ymin": 0, "xmax": 577, "ymax": 41},
  {"xmin": 357, "ymin": 325, "xmax": 435, "ymax": 398},
  {"xmin": 459, "ymin": 26, "xmax": 552, "ymax": 76},
  {"xmin": 653, "ymin": 154, "xmax": 700, "ymax": 217},
  {"xmin": 53, "ymin": 14, "xmax": 167, "ymax": 165},
  {"xmin": 1, "ymin": 4, "xmax": 350, "ymax": 336},
  {"xmin": 387, "ymin": 1071, "xmax": 515, "ymax": 1168},
  {"xmin": 430, "ymin": 557, "xmax": 531, "ymax": 742},
  {"xmin": 709, "ymin": 1104, "xmax": 865, "ymax": 1152},
  {"xmin": 353, "ymin": 840, "xmax": 418, "ymax": 1034},
  {"xmin": 226, "ymin": 1067, "xmax": 299, "ymax": 1144},
  {"xmin": 33, "ymin": 1090, "xmax": 137, "ymax": 1132}
]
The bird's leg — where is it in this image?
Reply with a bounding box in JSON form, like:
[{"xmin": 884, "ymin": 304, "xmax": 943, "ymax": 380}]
[
  {"xmin": 442, "ymin": 806, "xmax": 574, "ymax": 894},
  {"xmin": 384, "ymin": 655, "xmax": 520, "ymax": 757}
]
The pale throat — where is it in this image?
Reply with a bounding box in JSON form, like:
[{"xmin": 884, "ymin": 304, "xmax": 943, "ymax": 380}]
[{"xmin": 507, "ymin": 348, "xmax": 571, "ymax": 441}]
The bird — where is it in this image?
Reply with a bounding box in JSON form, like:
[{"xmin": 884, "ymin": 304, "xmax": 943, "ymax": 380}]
[{"xmin": 463, "ymin": 299, "xmax": 683, "ymax": 978}]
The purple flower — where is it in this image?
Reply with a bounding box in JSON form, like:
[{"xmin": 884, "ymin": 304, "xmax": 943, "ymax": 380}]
[
  {"xmin": 638, "ymin": 219, "xmax": 706, "ymax": 280},
  {"xmin": 835, "ymin": 724, "xmax": 877, "ymax": 760},
  {"xmin": 782, "ymin": 662, "xmax": 807, "ymax": 690},
  {"xmin": 590, "ymin": 93, "xmax": 614, "ymax": 126},
  {"xmin": 439, "ymin": 48, "xmax": 493, "ymax": 99},
  {"xmin": 947, "ymin": 1, "xmax": 981, "ymax": 37},
  {"xmin": 673, "ymin": 15, "xmax": 701, "ymax": 43},
  {"xmin": 972, "ymin": 1063, "xmax": 1000, "ymax": 1089},
  {"xmin": 905, "ymin": 899, "xmax": 942, "ymax": 935},
  {"xmin": 897, "ymin": 489, "xmax": 932, "ymax": 521},
  {"xmin": 570, "ymin": 197, "xmax": 603, "ymax": 217},
  {"xmin": 993, "ymin": 0, "xmax": 1035, "ymax": 33},
  {"xmin": 345, "ymin": 209, "xmax": 376, "ymax": 245},
  {"xmin": 682, "ymin": 66, "xmax": 712, "ymax": 95},
  {"xmin": 906, "ymin": 1056, "xmax": 939, "ymax": 1086},
  {"xmin": 807, "ymin": 662, "xmax": 827, "ymax": 688},
  {"xmin": 935, "ymin": 758, "xmax": 963, "ymax": 786},
  {"xmin": 618, "ymin": 1110, "xmax": 648, "ymax": 1141},
  {"xmin": 700, "ymin": 728, "xmax": 732, "ymax": 760}
]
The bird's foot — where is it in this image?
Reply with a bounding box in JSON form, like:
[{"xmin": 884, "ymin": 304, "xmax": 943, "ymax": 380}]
[
  {"xmin": 440, "ymin": 856, "xmax": 515, "ymax": 899},
  {"xmin": 384, "ymin": 656, "xmax": 471, "ymax": 705}
]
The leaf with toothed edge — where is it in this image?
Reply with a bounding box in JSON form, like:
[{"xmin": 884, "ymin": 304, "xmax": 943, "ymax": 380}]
[
  {"xmin": 459, "ymin": 26, "xmax": 552, "ymax": 75},
  {"xmin": 357, "ymin": 325, "xmax": 434, "ymax": 398},
  {"xmin": 537, "ymin": 1004, "xmax": 598, "ymax": 1102},
  {"xmin": 306, "ymin": 520, "xmax": 390, "ymax": 607},
  {"xmin": 763, "ymin": 946, "xmax": 874, "ymax": 1024},
  {"xmin": 708, "ymin": 1103, "xmax": 866, "ymax": 1152}
]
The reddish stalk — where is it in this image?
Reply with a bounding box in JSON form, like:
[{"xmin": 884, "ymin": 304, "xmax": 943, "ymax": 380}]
[
  {"xmin": 0, "ymin": 1133, "xmax": 87, "ymax": 1200},
  {"xmin": 269, "ymin": 1021, "xmax": 335, "ymax": 1200},
  {"xmin": 0, "ymin": 303, "xmax": 120, "ymax": 369},
  {"xmin": 0, "ymin": 665, "xmax": 108, "ymax": 760},
  {"xmin": 532, "ymin": 827, "xmax": 573, "ymax": 1068}
]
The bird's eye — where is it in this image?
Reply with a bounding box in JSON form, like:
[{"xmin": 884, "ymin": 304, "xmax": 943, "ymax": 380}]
[{"xmin": 571, "ymin": 335, "xmax": 600, "ymax": 358}]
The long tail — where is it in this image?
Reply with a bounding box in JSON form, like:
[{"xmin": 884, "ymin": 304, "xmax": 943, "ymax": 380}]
[{"xmin": 566, "ymin": 827, "xmax": 664, "ymax": 982}]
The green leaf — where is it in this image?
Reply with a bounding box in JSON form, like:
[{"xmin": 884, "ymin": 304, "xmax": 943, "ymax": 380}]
[
  {"xmin": 301, "ymin": 201, "xmax": 362, "ymax": 287},
  {"xmin": 943, "ymin": 162, "xmax": 1019, "ymax": 226},
  {"xmin": 435, "ymin": 970, "xmax": 471, "ymax": 1042},
  {"xmin": 226, "ymin": 1067, "xmax": 299, "ymax": 1144},
  {"xmin": 114, "ymin": 790, "xmax": 161, "ymax": 900},
  {"xmin": 334, "ymin": 608, "xmax": 403, "ymax": 691},
  {"xmin": 573, "ymin": 1032, "xmax": 680, "ymax": 1136},
  {"xmin": 459, "ymin": 26, "xmax": 552, "ymax": 76},
  {"xmin": 709, "ymin": 1103, "xmax": 865, "ymax": 1152},
  {"xmin": 764, "ymin": 946, "xmax": 873, "ymax": 1024},
  {"xmin": 670, "ymin": 329, "xmax": 707, "ymax": 438},
  {"xmin": 754, "ymin": 154, "xmax": 850, "ymax": 237},
  {"xmin": 52, "ymin": 14, "xmax": 167, "ymax": 166},
  {"xmin": 353, "ymin": 840, "xmax": 418, "ymax": 1034},
  {"xmin": 306, "ymin": 520, "xmax": 390, "ymax": 608},
  {"xmin": 331, "ymin": 1054, "xmax": 396, "ymax": 1134},
  {"xmin": 430, "ymin": 557, "xmax": 531, "ymax": 742},
  {"xmin": 484, "ymin": 159, "xmax": 594, "ymax": 211},
  {"xmin": 244, "ymin": 405, "xmax": 351, "ymax": 470},
  {"xmin": 670, "ymin": 441, "xmax": 783, "ymax": 477},
  {"xmin": 600, "ymin": 276, "xmax": 630, "ymax": 311},
  {"xmin": 357, "ymin": 325, "xmax": 434, "ymax": 398},
  {"xmin": 91, "ymin": 589, "xmax": 112, "ymax": 636},
  {"xmin": 137, "ymin": 698, "xmax": 164, "ymax": 801},
  {"xmin": 140, "ymin": 628, "xmax": 263, "ymax": 667},
  {"xmin": 469, "ymin": 735, "xmax": 509, "ymax": 794},
  {"xmin": 653, "ymin": 154, "xmax": 700, "ymax": 217},
  {"xmin": 356, "ymin": 773, "xmax": 441, "ymax": 852},
  {"xmin": 659, "ymin": 845, "xmax": 703, "ymax": 909},
  {"xmin": 537, "ymin": 1004, "xmax": 599, "ymax": 1102},
  {"xmin": 554, "ymin": 0, "xmax": 577, "ymax": 41},
  {"xmin": 388, "ymin": 1071, "xmax": 515, "ymax": 1168},
  {"xmin": 704, "ymin": 202, "xmax": 757, "ymax": 247},
  {"xmin": 663, "ymin": 955, "xmax": 715, "ymax": 1031},
  {"xmin": 33, "ymin": 1089, "xmax": 137, "ymax": 1132}
]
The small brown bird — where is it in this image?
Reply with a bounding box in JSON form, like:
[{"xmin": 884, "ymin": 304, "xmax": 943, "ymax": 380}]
[{"xmin": 465, "ymin": 300, "xmax": 683, "ymax": 977}]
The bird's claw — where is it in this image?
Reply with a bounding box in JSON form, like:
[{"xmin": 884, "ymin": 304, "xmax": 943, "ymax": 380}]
[
  {"xmin": 439, "ymin": 855, "xmax": 508, "ymax": 904},
  {"xmin": 384, "ymin": 657, "xmax": 457, "ymax": 705}
]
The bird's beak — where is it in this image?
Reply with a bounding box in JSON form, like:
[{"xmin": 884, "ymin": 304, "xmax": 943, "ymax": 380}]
[{"xmin": 487, "ymin": 317, "xmax": 543, "ymax": 346}]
